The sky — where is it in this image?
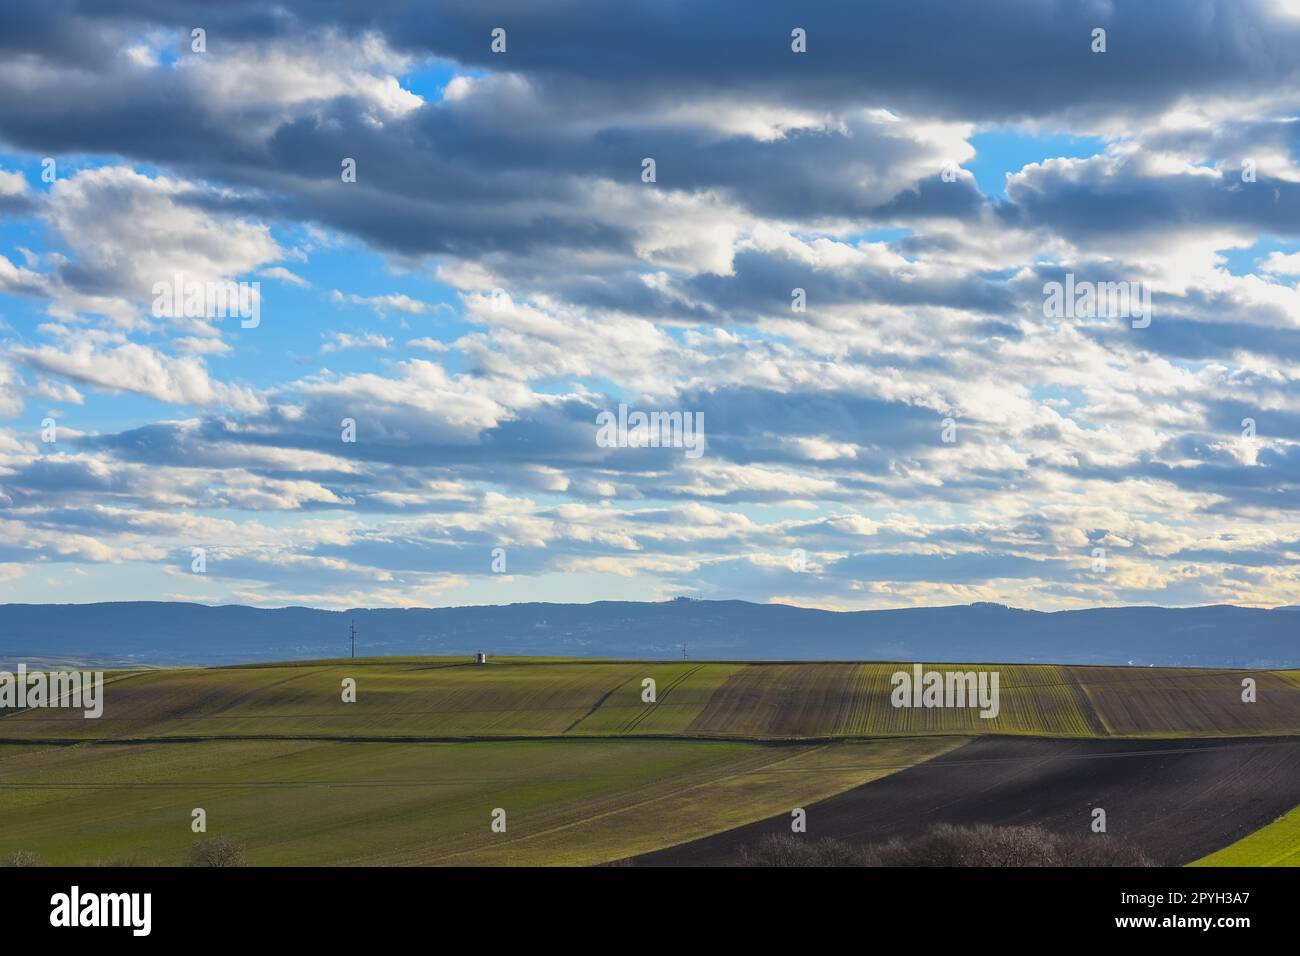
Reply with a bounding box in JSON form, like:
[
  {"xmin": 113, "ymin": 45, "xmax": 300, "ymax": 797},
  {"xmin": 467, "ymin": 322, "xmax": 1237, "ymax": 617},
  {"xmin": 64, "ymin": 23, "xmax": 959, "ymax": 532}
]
[{"xmin": 0, "ymin": 0, "xmax": 1298, "ymax": 612}]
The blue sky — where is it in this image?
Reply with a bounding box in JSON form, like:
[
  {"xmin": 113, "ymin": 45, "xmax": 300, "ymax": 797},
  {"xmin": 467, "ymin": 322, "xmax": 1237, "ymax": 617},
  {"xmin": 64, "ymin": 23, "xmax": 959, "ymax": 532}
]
[{"xmin": 0, "ymin": 1, "xmax": 1298, "ymax": 611}]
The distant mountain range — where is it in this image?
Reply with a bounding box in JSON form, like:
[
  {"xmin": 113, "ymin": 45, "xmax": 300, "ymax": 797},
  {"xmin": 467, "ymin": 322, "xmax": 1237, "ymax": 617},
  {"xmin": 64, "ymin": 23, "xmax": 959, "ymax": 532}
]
[{"xmin": 0, "ymin": 599, "xmax": 1296, "ymax": 668}]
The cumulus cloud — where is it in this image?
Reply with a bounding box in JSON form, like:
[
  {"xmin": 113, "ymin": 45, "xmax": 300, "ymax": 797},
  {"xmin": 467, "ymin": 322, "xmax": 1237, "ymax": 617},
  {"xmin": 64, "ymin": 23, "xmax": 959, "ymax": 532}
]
[
  {"xmin": 42, "ymin": 166, "xmax": 282, "ymax": 321},
  {"xmin": 1261, "ymin": 251, "xmax": 1300, "ymax": 275},
  {"xmin": 10, "ymin": 341, "xmax": 263, "ymax": 411}
]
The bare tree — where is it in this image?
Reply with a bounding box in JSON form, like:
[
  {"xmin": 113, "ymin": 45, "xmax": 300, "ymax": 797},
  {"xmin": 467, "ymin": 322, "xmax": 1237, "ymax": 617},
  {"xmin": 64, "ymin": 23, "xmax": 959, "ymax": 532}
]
[{"xmin": 190, "ymin": 837, "xmax": 247, "ymax": 867}]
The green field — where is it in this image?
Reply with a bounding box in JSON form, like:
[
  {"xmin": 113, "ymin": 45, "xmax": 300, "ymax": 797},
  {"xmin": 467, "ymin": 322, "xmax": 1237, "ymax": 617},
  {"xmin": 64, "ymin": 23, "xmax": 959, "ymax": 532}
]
[
  {"xmin": 1190, "ymin": 804, "xmax": 1300, "ymax": 868},
  {"xmin": 1, "ymin": 657, "xmax": 1296, "ymax": 866},
  {"xmin": 0, "ymin": 736, "xmax": 961, "ymax": 865}
]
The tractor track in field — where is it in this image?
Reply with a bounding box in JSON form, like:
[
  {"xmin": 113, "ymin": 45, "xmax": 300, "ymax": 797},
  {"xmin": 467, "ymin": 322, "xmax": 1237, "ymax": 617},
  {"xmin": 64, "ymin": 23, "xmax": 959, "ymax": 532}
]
[
  {"xmin": 621, "ymin": 664, "xmax": 704, "ymax": 733},
  {"xmin": 560, "ymin": 676, "xmax": 635, "ymax": 734}
]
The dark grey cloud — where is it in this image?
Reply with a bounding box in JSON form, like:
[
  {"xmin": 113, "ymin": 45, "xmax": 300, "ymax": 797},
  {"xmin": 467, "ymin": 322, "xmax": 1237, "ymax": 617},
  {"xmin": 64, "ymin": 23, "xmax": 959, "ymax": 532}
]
[
  {"xmin": 1, "ymin": 1, "xmax": 1295, "ymax": 274},
  {"xmin": 310, "ymin": 0, "xmax": 1300, "ymax": 122},
  {"xmin": 1004, "ymin": 160, "xmax": 1300, "ymax": 243},
  {"xmin": 1092, "ymin": 317, "xmax": 1300, "ymax": 363},
  {"xmin": 684, "ymin": 247, "xmax": 1016, "ymax": 320}
]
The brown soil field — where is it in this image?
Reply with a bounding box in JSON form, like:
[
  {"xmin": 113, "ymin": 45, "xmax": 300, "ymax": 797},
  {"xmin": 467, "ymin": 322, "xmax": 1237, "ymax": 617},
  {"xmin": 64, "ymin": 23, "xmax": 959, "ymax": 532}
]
[
  {"xmin": 1068, "ymin": 666, "xmax": 1300, "ymax": 736},
  {"xmin": 635, "ymin": 735, "xmax": 1300, "ymax": 866}
]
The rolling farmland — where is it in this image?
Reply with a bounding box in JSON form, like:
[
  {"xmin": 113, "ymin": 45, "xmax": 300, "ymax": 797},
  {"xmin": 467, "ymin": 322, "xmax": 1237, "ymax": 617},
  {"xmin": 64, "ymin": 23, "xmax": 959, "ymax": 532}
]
[
  {"xmin": 1, "ymin": 657, "xmax": 1297, "ymax": 866},
  {"xmin": 3, "ymin": 658, "xmax": 1297, "ymax": 743}
]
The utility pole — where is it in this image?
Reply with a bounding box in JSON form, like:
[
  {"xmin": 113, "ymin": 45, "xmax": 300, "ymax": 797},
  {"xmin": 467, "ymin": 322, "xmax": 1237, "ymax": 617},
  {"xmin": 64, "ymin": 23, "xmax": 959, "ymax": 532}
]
[
  {"xmin": 350, "ymin": 619, "xmax": 356, "ymax": 659},
  {"xmin": 681, "ymin": 643, "xmax": 688, "ymax": 660}
]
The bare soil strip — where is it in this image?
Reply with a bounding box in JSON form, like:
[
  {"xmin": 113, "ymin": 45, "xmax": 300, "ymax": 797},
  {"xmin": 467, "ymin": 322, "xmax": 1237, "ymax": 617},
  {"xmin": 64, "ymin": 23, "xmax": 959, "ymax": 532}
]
[{"xmin": 635, "ymin": 736, "xmax": 1300, "ymax": 866}]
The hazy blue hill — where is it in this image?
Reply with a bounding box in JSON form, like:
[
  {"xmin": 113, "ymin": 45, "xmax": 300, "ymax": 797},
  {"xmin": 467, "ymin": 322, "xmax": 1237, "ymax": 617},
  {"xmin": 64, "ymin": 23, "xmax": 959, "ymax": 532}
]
[{"xmin": 0, "ymin": 599, "xmax": 1295, "ymax": 668}]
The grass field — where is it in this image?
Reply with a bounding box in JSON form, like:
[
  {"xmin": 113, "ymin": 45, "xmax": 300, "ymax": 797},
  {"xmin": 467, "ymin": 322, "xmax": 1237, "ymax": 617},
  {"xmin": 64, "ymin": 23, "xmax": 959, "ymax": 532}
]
[
  {"xmin": 0, "ymin": 736, "xmax": 961, "ymax": 865},
  {"xmin": 3, "ymin": 658, "xmax": 1297, "ymax": 742},
  {"xmin": 1190, "ymin": 803, "xmax": 1300, "ymax": 867}
]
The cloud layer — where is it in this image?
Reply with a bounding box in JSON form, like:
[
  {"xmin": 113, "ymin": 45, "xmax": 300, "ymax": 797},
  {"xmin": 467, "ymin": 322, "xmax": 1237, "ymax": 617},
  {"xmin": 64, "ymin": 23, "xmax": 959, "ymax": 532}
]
[{"xmin": 0, "ymin": 1, "xmax": 1297, "ymax": 611}]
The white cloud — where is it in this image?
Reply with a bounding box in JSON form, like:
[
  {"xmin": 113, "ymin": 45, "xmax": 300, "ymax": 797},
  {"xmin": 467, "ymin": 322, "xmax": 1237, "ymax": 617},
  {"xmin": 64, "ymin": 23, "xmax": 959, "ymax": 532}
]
[
  {"xmin": 0, "ymin": 167, "xmax": 27, "ymax": 197},
  {"xmin": 330, "ymin": 290, "xmax": 447, "ymax": 315},
  {"xmin": 1260, "ymin": 250, "xmax": 1300, "ymax": 276},
  {"xmin": 261, "ymin": 266, "xmax": 310, "ymax": 287},
  {"xmin": 11, "ymin": 341, "xmax": 263, "ymax": 411},
  {"xmin": 322, "ymin": 331, "xmax": 393, "ymax": 352}
]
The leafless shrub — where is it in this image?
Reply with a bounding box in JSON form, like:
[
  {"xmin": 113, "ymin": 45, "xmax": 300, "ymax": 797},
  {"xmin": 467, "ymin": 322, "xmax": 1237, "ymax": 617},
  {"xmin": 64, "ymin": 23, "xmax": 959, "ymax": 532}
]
[
  {"xmin": 738, "ymin": 824, "xmax": 1158, "ymax": 867},
  {"xmin": 738, "ymin": 833, "xmax": 870, "ymax": 867},
  {"xmin": 190, "ymin": 837, "xmax": 247, "ymax": 867},
  {"xmin": 1, "ymin": 850, "xmax": 39, "ymax": 867}
]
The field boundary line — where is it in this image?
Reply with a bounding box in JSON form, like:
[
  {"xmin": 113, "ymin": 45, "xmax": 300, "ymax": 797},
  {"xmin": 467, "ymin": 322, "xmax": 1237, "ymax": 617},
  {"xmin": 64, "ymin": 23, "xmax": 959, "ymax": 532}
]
[{"xmin": 2, "ymin": 730, "xmax": 1298, "ymax": 748}]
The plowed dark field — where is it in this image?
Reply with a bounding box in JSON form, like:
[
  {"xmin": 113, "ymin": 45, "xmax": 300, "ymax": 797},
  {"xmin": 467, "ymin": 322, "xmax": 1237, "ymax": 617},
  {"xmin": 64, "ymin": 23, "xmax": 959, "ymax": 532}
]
[{"xmin": 636, "ymin": 736, "xmax": 1300, "ymax": 866}]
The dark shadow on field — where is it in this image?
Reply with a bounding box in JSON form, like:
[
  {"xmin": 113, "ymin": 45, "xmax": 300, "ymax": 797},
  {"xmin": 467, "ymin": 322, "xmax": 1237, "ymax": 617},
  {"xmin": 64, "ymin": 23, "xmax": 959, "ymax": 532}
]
[{"xmin": 633, "ymin": 736, "xmax": 1300, "ymax": 866}]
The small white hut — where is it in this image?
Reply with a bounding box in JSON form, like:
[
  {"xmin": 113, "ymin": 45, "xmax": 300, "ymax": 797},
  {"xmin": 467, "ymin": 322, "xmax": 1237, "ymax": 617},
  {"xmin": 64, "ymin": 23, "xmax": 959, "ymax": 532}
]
[{"xmin": 474, "ymin": 651, "xmax": 487, "ymax": 665}]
